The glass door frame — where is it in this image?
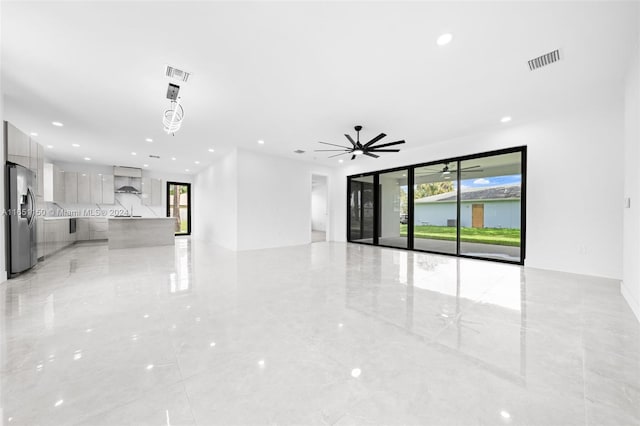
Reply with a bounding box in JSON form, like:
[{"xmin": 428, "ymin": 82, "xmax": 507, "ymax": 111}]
[
  {"xmin": 166, "ymin": 181, "xmax": 192, "ymax": 236},
  {"xmin": 346, "ymin": 146, "xmax": 527, "ymax": 265}
]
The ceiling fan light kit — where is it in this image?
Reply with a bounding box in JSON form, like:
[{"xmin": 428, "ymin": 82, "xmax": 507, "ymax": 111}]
[{"xmin": 315, "ymin": 125, "xmax": 405, "ymax": 160}]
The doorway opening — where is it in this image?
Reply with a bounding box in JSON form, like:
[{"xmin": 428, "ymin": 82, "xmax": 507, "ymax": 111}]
[
  {"xmin": 311, "ymin": 175, "xmax": 328, "ymax": 243},
  {"xmin": 166, "ymin": 182, "xmax": 191, "ymax": 235}
]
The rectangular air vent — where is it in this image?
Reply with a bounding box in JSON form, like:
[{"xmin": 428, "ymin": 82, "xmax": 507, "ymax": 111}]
[
  {"xmin": 293, "ymin": 150, "xmax": 305, "ymax": 154},
  {"xmin": 528, "ymin": 49, "xmax": 560, "ymax": 71},
  {"xmin": 166, "ymin": 65, "xmax": 191, "ymax": 82},
  {"xmin": 149, "ymin": 155, "xmax": 160, "ymax": 159}
]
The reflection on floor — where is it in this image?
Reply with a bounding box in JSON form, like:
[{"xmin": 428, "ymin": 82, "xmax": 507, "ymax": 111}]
[
  {"xmin": 355, "ymin": 237, "xmax": 520, "ymax": 261},
  {"xmin": 1, "ymin": 239, "xmax": 638, "ymax": 425}
]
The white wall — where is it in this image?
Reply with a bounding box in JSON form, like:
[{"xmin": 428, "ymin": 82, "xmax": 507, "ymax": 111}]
[
  {"xmin": 330, "ymin": 100, "xmax": 625, "ymax": 279},
  {"xmin": 622, "ymin": 5, "xmax": 640, "ymax": 321},
  {"xmin": 311, "ymin": 175, "xmax": 327, "ymax": 232},
  {"xmin": 194, "ymin": 148, "xmax": 333, "ymax": 251},
  {"xmin": 193, "ymin": 150, "xmax": 238, "ymax": 251},
  {"xmin": 0, "ymin": 0, "xmax": 6, "ymax": 283},
  {"xmin": 236, "ymin": 149, "xmax": 331, "ymax": 250}
]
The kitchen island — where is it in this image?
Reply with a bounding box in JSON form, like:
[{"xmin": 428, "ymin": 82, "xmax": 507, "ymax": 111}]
[{"xmin": 108, "ymin": 217, "xmax": 177, "ymax": 249}]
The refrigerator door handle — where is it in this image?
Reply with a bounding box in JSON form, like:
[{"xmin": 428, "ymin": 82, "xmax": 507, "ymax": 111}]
[{"xmin": 26, "ymin": 187, "xmax": 35, "ymax": 227}]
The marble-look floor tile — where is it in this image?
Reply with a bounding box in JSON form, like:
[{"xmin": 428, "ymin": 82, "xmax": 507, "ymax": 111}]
[{"xmin": 1, "ymin": 239, "xmax": 639, "ymax": 425}]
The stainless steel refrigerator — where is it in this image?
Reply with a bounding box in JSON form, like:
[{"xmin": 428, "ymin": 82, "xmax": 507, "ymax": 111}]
[{"xmin": 6, "ymin": 163, "xmax": 37, "ymax": 277}]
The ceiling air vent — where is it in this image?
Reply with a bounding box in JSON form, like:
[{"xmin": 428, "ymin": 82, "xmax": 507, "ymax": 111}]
[
  {"xmin": 149, "ymin": 155, "xmax": 161, "ymax": 159},
  {"xmin": 294, "ymin": 150, "xmax": 305, "ymax": 154},
  {"xmin": 165, "ymin": 65, "xmax": 191, "ymax": 82},
  {"xmin": 528, "ymin": 49, "xmax": 561, "ymax": 71}
]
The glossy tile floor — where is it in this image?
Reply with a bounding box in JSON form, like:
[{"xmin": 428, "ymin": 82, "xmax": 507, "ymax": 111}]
[{"xmin": 1, "ymin": 238, "xmax": 639, "ymax": 425}]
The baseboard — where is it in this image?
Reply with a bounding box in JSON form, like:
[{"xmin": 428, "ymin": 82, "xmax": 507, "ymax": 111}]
[{"xmin": 621, "ymin": 281, "xmax": 640, "ymax": 322}]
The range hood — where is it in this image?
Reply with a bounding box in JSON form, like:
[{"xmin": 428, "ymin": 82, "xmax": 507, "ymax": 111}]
[
  {"xmin": 115, "ymin": 185, "xmax": 141, "ymax": 194},
  {"xmin": 114, "ymin": 166, "xmax": 142, "ymax": 178}
]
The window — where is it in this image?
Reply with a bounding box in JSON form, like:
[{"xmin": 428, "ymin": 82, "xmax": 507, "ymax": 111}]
[{"xmin": 347, "ymin": 147, "xmax": 526, "ymax": 264}]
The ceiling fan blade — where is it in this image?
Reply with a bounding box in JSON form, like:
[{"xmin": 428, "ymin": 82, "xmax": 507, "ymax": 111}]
[
  {"xmin": 314, "ymin": 149, "xmax": 350, "ymax": 152},
  {"xmin": 364, "ymin": 152, "xmax": 379, "ymax": 158},
  {"xmin": 328, "ymin": 152, "xmax": 351, "ymax": 158},
  {"xmin": 363, "ymin": 133, "xmax": 387, "ymax": 148},
  {"xmin": 344, "ymin": 134, "xmax": 357, "ymax": 148},
  {"xmin": 318, "ymin": 141, "xmax": 350, "ymax": 149},
  {"xmin": 351, "ymin": 154, "xmax": 356, "ymax": 161},
  {"xmin": 461, "ymin": 169, "xmax": 484, "ymax": 172},
  {"xmin": 368, "ymin": 149, "xmax": 400, "ymax": 152},
  {"xmin": 460, "ymin": 165, "xmax": 481, "ymax": 170},
  {"xmin": 367, "ymin": 140, "xmax": 405, "ymax": 149}
]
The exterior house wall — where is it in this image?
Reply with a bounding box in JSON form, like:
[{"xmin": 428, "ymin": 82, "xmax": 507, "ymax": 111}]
[{"xmin": 415, "ymin": 200, "xmax": 521, "ymax": 229}]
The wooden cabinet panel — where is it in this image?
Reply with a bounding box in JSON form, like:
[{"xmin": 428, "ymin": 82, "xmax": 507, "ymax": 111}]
[
  {"xmin": 53, "ymin": 165, "xmax": 65, "ymax": 203},
  {"xmin": 90, "ymin": 174, "xmax": 102, "ymax": 204},
  {"xmin": 77, "ymin": 173, "xmax": 91, "ymax": 204},
  {"xmin": 7, "ymin": 122, "xmax": 30, "ymax": 168},
  {"xmin": 151, "ymin": 178, "xmax": 162, "ymax": 206},
  {"xmin": 101, "ymin": 175, "xmax": 115, "ymax": 204},
  {"xmin": 64, "ymin": 172, "xmax": 78, "ymax": 204}
]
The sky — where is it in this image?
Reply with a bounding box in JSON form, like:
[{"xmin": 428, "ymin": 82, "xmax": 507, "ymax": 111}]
[{"xmin": 458, "ymin": 174, "xmax": 522, "ymax": 189}]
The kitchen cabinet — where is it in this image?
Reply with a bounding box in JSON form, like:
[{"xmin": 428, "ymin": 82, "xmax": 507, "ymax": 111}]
[
  {"xmin": 37, "ymin": 144, "xmax": 44, "ymax": 197},
  {"xmin": 43, "ymin": 218, "xmax": 77, "ymax": 257},
  {"xmin": 53, "ymin": 164, "xmax": 65, "ymax": 202},
  {"xmin": 29, "ymin": 139, "xmax": 38, "ymax": 173},
  {"xmin": 90, "ymin": 173, "xmax": 102, "ymax": 203},
  {"xmin": 142, "ymin": 177, "xmax": 163, "ymax": 206},
  {"xmin": 76, "ymin": 218, "xmax": 90, "ymax": 241},
  {"xmin": 6, "ymin": 122, "xmax": 30, "ymax": 168},
  {"xmin": 77, "ymin": 173, "xmax": 91, "ymax": 204},
  {"xmin": 76, "ymin": 218, "xmax": 108, "ymax": 241},
  {"xmin": 64, "ymin": 172, "xmax": 78, "ymax": 203},
  {"xmin": 102, "ymin": 175, "xmax": 114, "ymax": 204}
]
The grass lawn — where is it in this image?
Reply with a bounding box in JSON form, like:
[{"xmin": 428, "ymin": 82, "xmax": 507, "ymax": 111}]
[{"xmin": 400, "ymin": 224, "xmax": 520, "ymax": 246}]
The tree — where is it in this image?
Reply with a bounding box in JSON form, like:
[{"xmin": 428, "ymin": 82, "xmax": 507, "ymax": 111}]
[
  {"xmin": 170, "ymin": 185, "xmax": 182, "ymax": 232},
  {"xmin": 414, "ymin": 181, "xmax": 454, "ymax": 199}
]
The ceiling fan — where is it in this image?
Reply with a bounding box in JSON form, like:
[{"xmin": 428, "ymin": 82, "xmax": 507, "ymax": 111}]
[
  {"xmin": 315, "ymin": 125, "xmax": 405, "ymax": 160},
  {"xmin": 418, "ymin": 162, "xmax": 483, "ymax": 178}
]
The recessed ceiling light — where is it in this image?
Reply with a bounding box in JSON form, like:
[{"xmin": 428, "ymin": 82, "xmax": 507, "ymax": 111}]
[
  {"xmin": 30, "ymin": 132, "xmax": 38, "ymax": 137},
  {"xmin": 72, "ymin": 144, "xmax": 80, "ymax": 147},
  {"xmin": 338, "ymin": 159, "xmax": 344, "ymax": 163},
  {"xmin": 51, "ymin": 121, "xmax": 64, "ymax": 127},
  {"xmin": 208, "ymin": 148, "xmax": 214, "ymax": 153},
  {"xmin": 194, "ymin": 161, "xmax": 200, "ymax": 164},
  {"xmin": 171, "ymin": 157, "xmax": 176, "ymax": 161},
  {"xmin": 143, "ymin": 164, "xmax": 149, "ymax": 167},
  {"xmin": 257, "ymin": 140, "xmax": 265, "ymax": 145},
  {"xmin": 46, "ymin": 145, "xmax": 53, "ymax": 149},
  {"xmin": 185, "ymin": 169, "xmax": 190, "ymax": 172},
  {"xmin": 501, "ymin": 116, "xmax": 512, "ymax": 123},
  {"xmin": 131, "ymin": 152, "xmax": 137, "ymax": 156},
  {"xmin": 145, "ymin": 138, "xmax": 153, "ymax": 143},
  {"xmin": 436, "ymin": 33, "xmax": 453, "ymax": 46},
  {"xmin": 84, "ymin": 157, "xmax": 91, "ymax": 161}
]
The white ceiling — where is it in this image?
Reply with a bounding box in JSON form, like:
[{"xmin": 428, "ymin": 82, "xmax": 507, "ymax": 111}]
[{"xmin": 2, "ymin": 1, "xmax": 637, "ymax": 175}]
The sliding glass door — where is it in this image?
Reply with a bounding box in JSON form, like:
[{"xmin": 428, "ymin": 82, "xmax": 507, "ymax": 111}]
[
  {"xmin": 412, "ymin": 162, "xmax": 458, "ymax": 254},
  {"xmin": 459, "ymin": 152, "xmax": 522, "ymax": 262},
  {"xmin": 346, "ymin": 147, "xmax": 526, "ymax": 264},
  {"xmin": 349, "ymin": 175, "xmax": 375, "ymax": 244},
  {"xmin": 378, "ymin": 169, "xmax": 409, "ymax": 249}
]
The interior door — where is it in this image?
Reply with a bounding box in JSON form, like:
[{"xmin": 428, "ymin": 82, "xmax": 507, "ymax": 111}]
[{"xmin": 166, "ymin": 182, "xmax": 191, "ymax": 235}]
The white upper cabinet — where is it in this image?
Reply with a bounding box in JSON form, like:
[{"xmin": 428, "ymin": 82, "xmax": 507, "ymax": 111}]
[
  {"xmin": 102, "ymin": 175, "xmax": 115, "ymax": 204},
  {"xmin": 90, "ymin": 173, "xmax": 102, "ymax": 204},
  {"xmin": 64, "ymin": 172, "xmax": 78, "ymax": 204},
  {"xmin": 77, "ymin": 173, "xmax": 91, "ymax": 204},
  {"xmin": 6, "ymin": 122, "xmax": 30, "ymax": 168},
  {"xmin": 141, "ymin": 177, "xmax": 162, "ymax": 206}
]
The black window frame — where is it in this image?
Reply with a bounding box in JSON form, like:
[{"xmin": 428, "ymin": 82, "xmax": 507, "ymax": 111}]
[{"xmin": 166, "ymin": 181, "xmax": 192, "ymax": 236}]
